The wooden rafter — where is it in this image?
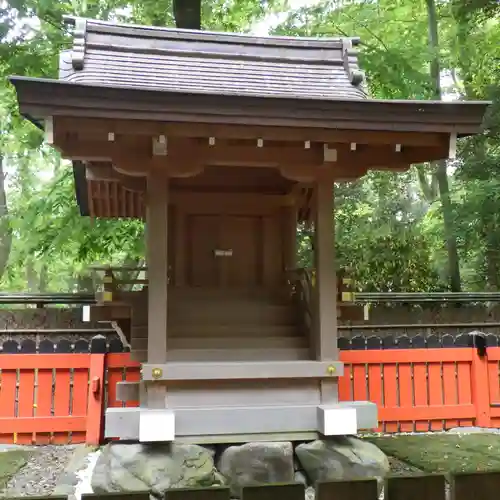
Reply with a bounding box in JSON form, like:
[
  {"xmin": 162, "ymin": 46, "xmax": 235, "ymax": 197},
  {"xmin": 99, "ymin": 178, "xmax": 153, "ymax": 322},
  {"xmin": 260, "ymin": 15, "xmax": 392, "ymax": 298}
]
[{"xmin": 87, "ymin": 180, "xmax": 145, "ymax": 218}]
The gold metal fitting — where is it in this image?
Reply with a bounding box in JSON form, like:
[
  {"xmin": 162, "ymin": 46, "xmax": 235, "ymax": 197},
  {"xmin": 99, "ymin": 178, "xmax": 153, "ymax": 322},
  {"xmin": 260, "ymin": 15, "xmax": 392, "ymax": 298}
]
[
  {"xmin": 327, "ymin": 365, "xmax": 336, "ymax": 375},
  {"xmin": 151, "ymin": 367, "xmax": 163, "ymax": 380}
]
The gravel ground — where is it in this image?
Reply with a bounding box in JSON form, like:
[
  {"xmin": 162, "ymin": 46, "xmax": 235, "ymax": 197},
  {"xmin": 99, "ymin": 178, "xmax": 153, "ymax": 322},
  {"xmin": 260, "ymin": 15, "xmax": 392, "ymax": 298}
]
[{"xmin": 1, "ymin": 445, "xmax": 78, "ymax": 497}]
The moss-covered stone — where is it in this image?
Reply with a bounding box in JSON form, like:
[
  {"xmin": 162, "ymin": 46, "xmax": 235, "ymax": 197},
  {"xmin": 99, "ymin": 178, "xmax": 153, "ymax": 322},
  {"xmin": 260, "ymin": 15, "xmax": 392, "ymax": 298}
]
[
  {"xmin": 91, "ymin": 443, "xmax": 224, "ymax": 496},
  {"xmin": 367, "ymin": 434, "xmax": 500, "ymax": 474},
  {"xmin": 0, "ymin": 450, "xmax": 30, "ymax": 490},
  {"xmin": 296, "ymin": 437, "xmax": 390, "ymax": 483}
]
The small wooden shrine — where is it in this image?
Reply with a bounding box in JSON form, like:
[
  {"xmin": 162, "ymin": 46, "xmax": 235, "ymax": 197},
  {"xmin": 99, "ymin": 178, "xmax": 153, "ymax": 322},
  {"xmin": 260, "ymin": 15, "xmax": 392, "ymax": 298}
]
[{"xmin": 10, "ymin": 17, "xmax": 489, "ymax": 443}]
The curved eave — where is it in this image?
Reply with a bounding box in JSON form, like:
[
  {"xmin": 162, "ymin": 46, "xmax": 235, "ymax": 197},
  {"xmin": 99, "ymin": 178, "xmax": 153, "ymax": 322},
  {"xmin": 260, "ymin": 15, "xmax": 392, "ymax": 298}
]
[{"xmin": 9, "ymin": 77, "xmax": 491, "ymax": 137}]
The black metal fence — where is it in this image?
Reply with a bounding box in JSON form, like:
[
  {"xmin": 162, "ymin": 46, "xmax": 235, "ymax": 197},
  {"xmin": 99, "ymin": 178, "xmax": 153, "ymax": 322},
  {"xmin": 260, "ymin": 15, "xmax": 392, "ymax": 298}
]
[
  {"xmin": 0, "ymin": 292, "xmax": 95, "ymax": 308},
  {"xmin": 0, "ymin": 332, "xmax": 495, "ymax": 353},
  {"xmin": 355, "ymin": 292, "xmax": 500, "ymax": 303},
  {"xmin": 0, "ymin": 292, "xmax": 497, "ymax": 353}
]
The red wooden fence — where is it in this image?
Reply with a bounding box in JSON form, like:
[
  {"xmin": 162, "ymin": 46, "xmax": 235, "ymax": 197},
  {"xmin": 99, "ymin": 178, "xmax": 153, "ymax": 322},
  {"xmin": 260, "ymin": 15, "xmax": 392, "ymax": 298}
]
[
  {"xmin": 0, "ymin": 354, "xmax": 104, "ymax": 444},
  {"xmin": 1, "ymin": 347, "xmax": 500, "ymax": 444}
]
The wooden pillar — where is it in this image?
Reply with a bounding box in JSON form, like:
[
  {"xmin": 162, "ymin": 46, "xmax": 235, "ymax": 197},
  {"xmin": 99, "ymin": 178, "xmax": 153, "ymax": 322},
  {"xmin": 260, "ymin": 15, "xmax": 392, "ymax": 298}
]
[
  {"xmin": 314, "ymin": 169, "xmax": 338, "ymax": 404},
  {"xmin": 146, "ymin": 167, "xmax": 169, "ymax": 408}
]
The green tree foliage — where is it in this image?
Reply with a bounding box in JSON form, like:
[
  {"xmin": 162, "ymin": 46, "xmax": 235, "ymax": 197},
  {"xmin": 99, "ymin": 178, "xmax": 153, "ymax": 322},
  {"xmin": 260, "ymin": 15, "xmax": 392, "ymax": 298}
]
[
  {"xmin": 275, "ymin": 0, "xmax": 499, "ymax": 291},
  {"xmin": 0, "ymin": 0, "xmax": 288, "ymax": 291},
  {"xmin": 0, "ymin": 0, "xmax": 498, "ymax": 292}
]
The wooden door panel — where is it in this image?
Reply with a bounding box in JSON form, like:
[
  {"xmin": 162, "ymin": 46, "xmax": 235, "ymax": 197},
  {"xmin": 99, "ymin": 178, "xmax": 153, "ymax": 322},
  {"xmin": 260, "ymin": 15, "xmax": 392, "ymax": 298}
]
[
  {"xmin": 221, "ymin": 216, "xmax": 262, "ymax": 288},
  {"xmin": 168, "ymin": 205, "xmax": 175, "ymax": 285},
  {"xmin": 187, "ymin": 215, "xmax": 220, "ymax": 287},
  {"xmin": 187, "ymin": 214, "xmax": 266, "ymax": 289}
]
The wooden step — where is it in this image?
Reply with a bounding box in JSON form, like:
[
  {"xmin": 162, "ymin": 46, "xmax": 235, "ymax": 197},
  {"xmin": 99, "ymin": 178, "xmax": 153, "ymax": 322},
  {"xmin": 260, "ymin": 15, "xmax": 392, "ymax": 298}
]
[
  {"xmin": 131, "ymin": 326, "xmax": 148, "ymax": 339},
  {"xmin": 169, "ymin": 287, "xmax": 282, "ymax": 300},
  {"xmin": 131, "ymin": 302, "xmax": 295, "ymax": 324},
  {"xmin": 131, "ymin": 336, "xmax": 309, "ymax": 351},
  {"xmin": 169, "ymin": 304, "xmax": 296, "ymax": 325},
  {"xmin": 131, "ymin": 324, "xmax": 303, "ymax": 341},
  {"xmin": 169, "ymin": 324, "xmax": 300, "ymax": 338}
]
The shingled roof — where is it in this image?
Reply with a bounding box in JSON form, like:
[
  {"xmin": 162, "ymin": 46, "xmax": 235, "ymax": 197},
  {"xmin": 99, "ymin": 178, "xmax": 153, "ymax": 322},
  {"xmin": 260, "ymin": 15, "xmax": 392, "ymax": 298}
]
[{"xmin": 59, "ymin": 17, "xmax": 366, "ymax": 101}]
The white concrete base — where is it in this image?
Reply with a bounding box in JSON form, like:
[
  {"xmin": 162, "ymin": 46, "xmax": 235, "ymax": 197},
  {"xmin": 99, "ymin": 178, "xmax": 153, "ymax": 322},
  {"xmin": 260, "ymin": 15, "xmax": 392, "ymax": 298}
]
[
  {"xmin": 334, "ymin": 400, "xmax": 378, "ymax": 430},
  {"xmin": 106, "ymin": 407, "xmax": 140, "ymax": 440},
  {"xmin": 105, "ymin": 401, "xmax": 378, "ymax": 442},
  {"xmin": 139, "ymin": 409, "xmax": 175, "ymax": 442},
  {"xmin": 317, "ymin": 406, "xmax": 357, "ymax": 436}
]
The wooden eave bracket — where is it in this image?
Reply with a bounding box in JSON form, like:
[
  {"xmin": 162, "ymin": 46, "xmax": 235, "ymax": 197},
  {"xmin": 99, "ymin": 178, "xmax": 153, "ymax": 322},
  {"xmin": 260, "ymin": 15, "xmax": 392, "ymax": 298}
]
[{"xmin": 71, "ymin": 18, "xmax": 87, "ymax": 70}]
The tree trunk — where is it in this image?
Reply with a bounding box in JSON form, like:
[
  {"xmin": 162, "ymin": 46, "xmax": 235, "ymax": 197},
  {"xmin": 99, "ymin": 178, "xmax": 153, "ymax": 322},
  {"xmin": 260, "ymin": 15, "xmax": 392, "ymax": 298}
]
[
  {"xmin": 0, "ymin": 155, "xmax": 12, "ymax": 282},
  {"xmin": 485, "ymin": 244, "xmax": 500, "ymax": 291},
  {"xmin": 435, "ymin": 162, "xmax": 461, "ymax": 291},
  {"xmin": 416, "ymin": 164, "xmax": 438, "ymax": 202},
  {"xmin": 38, "ymin": 264, "xmax": 48, "ymax": 292},
  {"xmin": 173, "ymin": 0, "xmax": 201, "ymax": 29},
  {"xmin": 426, "ymin": 0, "xmax": 462, "ymax": 291},
  {"xmin": 26, "ymin": 257, "xmax": 38, "ymax": 292}
]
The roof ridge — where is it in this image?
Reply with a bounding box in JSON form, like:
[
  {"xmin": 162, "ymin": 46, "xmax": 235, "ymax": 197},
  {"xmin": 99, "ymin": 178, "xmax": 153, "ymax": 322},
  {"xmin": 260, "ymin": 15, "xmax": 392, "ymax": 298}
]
[{"xmin": 63, "ymin": 15, "xmax": 360, "ymax": 47}]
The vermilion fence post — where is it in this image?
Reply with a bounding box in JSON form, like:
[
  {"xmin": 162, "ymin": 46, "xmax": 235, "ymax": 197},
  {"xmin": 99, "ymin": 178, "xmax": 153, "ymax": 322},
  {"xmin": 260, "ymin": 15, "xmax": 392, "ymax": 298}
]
[
  {"xmin": 470, "ymin": 348, "xmax": 492, "ymax": 427},
  {"xmin": 86, "ymin": 354, "xmax": 106, "ymax": 445}
]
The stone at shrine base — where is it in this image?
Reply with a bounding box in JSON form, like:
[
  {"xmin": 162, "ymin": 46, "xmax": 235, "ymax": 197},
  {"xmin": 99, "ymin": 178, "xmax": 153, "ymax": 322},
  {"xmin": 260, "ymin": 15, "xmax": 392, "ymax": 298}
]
[{"xmin": 89, "ymin": 437, "xmax": 389, "ymax": 499}]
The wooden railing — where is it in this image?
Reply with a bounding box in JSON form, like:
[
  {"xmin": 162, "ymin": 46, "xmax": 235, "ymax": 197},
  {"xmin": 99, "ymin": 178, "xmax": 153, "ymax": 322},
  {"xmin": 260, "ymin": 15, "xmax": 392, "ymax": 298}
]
[
  {"xmin": 288, "ymin": 267, "xmax": 315, "ymax": 333},
  {"xmin": 287, "ymin": 267, "xmax": 364, "ymax": 328},
  {"xmin": 89, "ymin": 265, "xmax": 148, "ymax": 303}
]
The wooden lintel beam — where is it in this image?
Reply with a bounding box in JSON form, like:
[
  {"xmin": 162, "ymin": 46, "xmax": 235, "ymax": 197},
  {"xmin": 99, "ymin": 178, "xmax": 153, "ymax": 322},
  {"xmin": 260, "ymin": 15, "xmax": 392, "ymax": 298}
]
[
  {"xmin": 170, "ymin": 191, "xmax": 295, "ymax": 208},
  {"xmin": 141, "ymin": 360, "xmax": 344, "ymax": 381},
  {"xmin": 61, "ymin": 137, "xmax": 449, "ymax": 176},
  {"xmin": 54, "ymin": 116, "xmax": 449, "ymax": 148},
  {"xmin": 335, "ymin": 145, "xmax": 447, "ymax": 169},
  {"xmin": 59, "ymin": 138, "xmax": 325, "ymax": 170}
]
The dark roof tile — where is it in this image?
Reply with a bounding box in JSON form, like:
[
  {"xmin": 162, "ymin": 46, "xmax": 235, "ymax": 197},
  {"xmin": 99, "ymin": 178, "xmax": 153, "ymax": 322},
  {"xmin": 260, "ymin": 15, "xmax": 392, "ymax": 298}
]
[{"xmin": 59, "ymin": 17, "xmax": 366, "ymax": 100}]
